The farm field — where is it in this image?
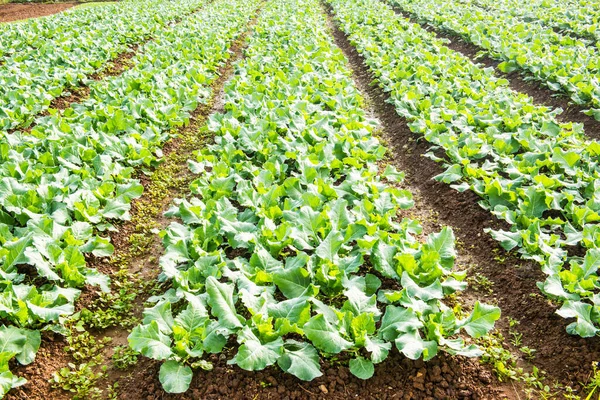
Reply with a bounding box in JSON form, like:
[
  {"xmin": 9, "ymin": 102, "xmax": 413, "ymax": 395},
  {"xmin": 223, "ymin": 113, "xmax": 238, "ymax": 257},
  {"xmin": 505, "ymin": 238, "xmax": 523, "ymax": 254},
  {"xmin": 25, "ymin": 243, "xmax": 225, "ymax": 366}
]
[{"xmin": 0, "ymin": 0, "xmax": 599, "ymax": 399}]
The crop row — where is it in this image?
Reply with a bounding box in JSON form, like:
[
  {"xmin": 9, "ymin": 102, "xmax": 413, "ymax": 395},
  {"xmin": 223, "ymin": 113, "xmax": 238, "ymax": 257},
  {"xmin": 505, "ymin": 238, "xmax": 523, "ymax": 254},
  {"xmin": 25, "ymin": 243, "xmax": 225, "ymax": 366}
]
[
  {"xmin": 0, "ymin": 0, "xmax": 258, "ymax": 395},
  {"xmin": 465, "ymin": 0, "xmax": 600, "ymax": 43},
  {"xmin": 0, "ymin": 0, "xmax": 203, "ymax": 60},
  {"xmin": 0, "ymin": 0, "xmax": 172, "ymax": 59},
  {"xmin": 129, "ymin": 0, "xmax": 499, "ymax": 393},
  {"xmin": 0, "ymin": 3, "xmax": 116, "ymax": 59},
  {"xmin": 390, "ymin": 0, "xmax": 600, "ymax": 121},
  {"xmin": 0, "ymin": 0, "xmax": 205, "ymax": 131},
  {"xmin": 328, "ymin": 0, "xmax": 600, "ymax": 337}
]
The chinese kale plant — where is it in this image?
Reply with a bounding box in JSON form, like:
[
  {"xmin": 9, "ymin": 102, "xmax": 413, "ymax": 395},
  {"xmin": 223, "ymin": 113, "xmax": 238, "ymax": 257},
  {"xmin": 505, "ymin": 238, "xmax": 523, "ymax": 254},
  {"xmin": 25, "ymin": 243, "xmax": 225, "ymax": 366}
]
[{"xmin": 129, "ymin": 0, "xmax": 500, "ymax": 393}]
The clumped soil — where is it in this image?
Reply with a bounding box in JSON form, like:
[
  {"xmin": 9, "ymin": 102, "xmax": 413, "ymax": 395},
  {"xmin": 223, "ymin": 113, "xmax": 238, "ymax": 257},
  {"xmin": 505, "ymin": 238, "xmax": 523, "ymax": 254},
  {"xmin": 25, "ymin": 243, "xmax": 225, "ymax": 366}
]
[
  {"xmin": 325, "ymin": 4, "xmax": 600, "ymax": 394},
  {"xmin": 119, "ymin": 351, "xmax": 510, "ymax": 400},
  {"xmin": 6, "ymin": 334, "xmax": 71, "ymax": 400},
  {"xmin": 391, "ymin": 8, "xmax": 600, "ymax": 140},
  {"xmin": 0, "ymin": 2, "xmax": 77, "ymax": 23}
]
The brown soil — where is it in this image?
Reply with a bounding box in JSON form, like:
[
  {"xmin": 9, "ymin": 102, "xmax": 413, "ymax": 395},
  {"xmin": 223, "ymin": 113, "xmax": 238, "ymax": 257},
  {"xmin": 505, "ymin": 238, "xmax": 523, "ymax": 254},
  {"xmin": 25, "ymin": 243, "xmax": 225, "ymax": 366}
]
[
  {"xmin": 120, "ymin": 351, "xmax": 511, "ymax": 400},
  {"xmin": 392, "ymin": 8, "xmax": 600, "ymax": 141},
  {"xmin": 326, "ymin": 4, "xmax": 600, "ymax": 397},
  {"xmin": 0, "ymin": 2, "xmax": 77, "ymax": 23}
]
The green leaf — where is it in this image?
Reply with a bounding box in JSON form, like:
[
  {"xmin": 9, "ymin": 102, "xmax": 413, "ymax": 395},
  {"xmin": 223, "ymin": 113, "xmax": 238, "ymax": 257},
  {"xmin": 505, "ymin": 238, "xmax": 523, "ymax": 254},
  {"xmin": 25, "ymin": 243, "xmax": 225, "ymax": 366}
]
[
  {"xmin": 159, "ymin": 361, "xmax": 193, "ymax": 394},
  {"xmin": 143, "ymin": 301, "xmax": 175, "ymax": 334},
  {"xmin": 15, "ymin": 329, "xmax": 40, "ymax": 365},
  {"xmin": 378, "ymin": 305, "xmax": 422, "ymax": 341},
  {"xmin": 273, "ymin": 266, "xmax": 311, "ymax": 299},
  {"xmin": 175, "ymin": 302, "xmax": 209, "ymax": 332},
  {"xmin": 277, "ymin": 340, "xmax": 322, "ymax": 381},
  {"xmin": 206, "ymin": 276, "xmax": 244, "ymax": 330},
  {"xmin": 520, "ymin": 187, "xmax": 548, "ymax": 218},
  {"xmin": 268, "ymin": 297, "xmax": 311, "ymax": 325},
  {"xmin": 349, "ymin": 356, "xmax": 374, "ymax": 379},
  {"xmin": 395, "ymin": 330, "xmax": 438, "ymax": 361},
  {"xmin": 230, "ymin": 327, "xmax": 283, "ymax": 371},
  {"xmin": 315, "ymin": 230, "xmax": 345, "ymax": 261},
  {"xmin": 202, "ymin": 321, "xmax": 229, "ymax": 354},
  {"xmin": 372, "ymin": 240, "xmax": 399, "ymax": 279},
  {"xmin": 556, "ymin": 301, "xmax": 599, "ymax": 338},
  {"xmin": 365, "ymin": 336, "xmax": 391, "ymax": 364},
  {"xmin": 304, "ymin": 314, "xmax": 353, "ymax": 354},
  {"xmin": 382, "ymin": 165, "xmax": 405, "ymax": 182},
  {"xmin": 0, "ymin": 370, "xmax": 25, "ymax": 397},
  {"xmin": 486, "ymin": 229, "xmax": 521, "ymax": 251},
  {"xmin": 128, "ymin": 321, "xmax": 172, "ymax": 360},
  {"xmin": 3, "ymin": 235, "xmax": 33, "ymax": 272},
  {"xmin": 538, "ymin": 274, "xmax": 579, "ymax": 301},
  {"xmin": 401, "ymin": 272, "xmax": 443, "ymax": 301},
  {"xmin": 0, "ymin": 327, "xmax": 26, "ymax": 361},
  {"xmin": 460, "ymin": 302, "xmax": 501, "ymax": 338},
  {"xmin": 102, "ymin": 199, "xmax": 130, "ymax": 219},
  {"xmin": 425, "ymin": 227, "xmax": 456, "ymax": 267}
]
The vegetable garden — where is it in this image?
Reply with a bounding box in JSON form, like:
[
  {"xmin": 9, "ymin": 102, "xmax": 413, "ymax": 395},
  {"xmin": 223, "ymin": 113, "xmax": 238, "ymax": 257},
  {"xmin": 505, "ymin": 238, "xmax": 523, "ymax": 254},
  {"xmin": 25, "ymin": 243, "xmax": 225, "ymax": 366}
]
[{"xmin": 0, "ymin": 0, "xmax": 599, "ymax": 398}]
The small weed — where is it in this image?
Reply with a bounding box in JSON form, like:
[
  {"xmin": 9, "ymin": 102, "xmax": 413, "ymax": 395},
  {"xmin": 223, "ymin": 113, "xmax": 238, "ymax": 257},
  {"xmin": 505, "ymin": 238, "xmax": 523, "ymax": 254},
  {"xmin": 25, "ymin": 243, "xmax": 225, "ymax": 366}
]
[
  {"xmin": 584, "ymin": 362, "xmax": 600, "ymax": 400},
  {"xmin": 477, "ymin": 330, "xmax": 579, "ymax": 399},
  {"xmin": 112, "ymin": 345, "xmax": 139, "ymax": 370},
  {"xmin": 519, "ymin": 346, "xmax": 536, "ymax": 361},
  {"xmin": 492, "ymin": 248, "xmax": 507, "ymax": 264},
  {"xmin": 64, "ymin": 331, "xmax": 111, "ymax": 361},
  {"xmin": 51, "ymin": 360, "xmax": 107, "ymax": 399},
  {"xmin": 76, "ymin": 268, "xmax": 141, "ymax": 329},
  {"xmin": 507, "ymin": 317, "xmax": 523, "ymax": 346},
  {"xmin": 469, "ymin": 272, "xmax": 494, "ymax": 294},
  {"xmin": 107, "ymin": 382, "xmax": 120, "ymax": 400}
]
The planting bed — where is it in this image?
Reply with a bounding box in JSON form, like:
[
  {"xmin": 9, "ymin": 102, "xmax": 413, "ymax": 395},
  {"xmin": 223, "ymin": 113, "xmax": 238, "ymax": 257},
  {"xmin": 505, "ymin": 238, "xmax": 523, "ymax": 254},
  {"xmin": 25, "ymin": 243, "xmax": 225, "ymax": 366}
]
[{"xmin": 0, "ymin": 0, "xmax": 599, "ymax": 399}]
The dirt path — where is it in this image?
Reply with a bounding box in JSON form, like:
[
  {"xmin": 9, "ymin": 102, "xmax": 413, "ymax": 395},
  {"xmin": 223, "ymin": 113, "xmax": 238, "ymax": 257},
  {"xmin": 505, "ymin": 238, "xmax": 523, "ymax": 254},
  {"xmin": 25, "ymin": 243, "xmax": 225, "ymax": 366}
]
[
  {"xmin": 325, "ymin": 2, "xmax": 600, "ymax": 398},
  {"xmin": 0, "ymin": 2, "xmax": 78, "ymax": 23},
  {"xmin": 389, "ymin": 6, "xmax": 600, "ymax": 141}
]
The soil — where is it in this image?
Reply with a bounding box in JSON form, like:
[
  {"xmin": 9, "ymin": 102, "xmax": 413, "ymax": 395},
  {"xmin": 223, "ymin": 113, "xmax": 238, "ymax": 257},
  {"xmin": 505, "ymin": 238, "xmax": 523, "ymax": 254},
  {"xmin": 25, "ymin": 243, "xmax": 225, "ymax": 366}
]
[
  {"xmin": 0, "ymin": 2, "xmax": 77, "ymax": 23},
  {"xmin": 119, "ymin": 351, "xmax": 511, "ymax": 400},
  {"xmin": 391, "ymin": 8, "xmax": 600, "ymax": 140},
  {"xmin": 325, "ymin": 4, "xmax": 600, "ymax": 396}
]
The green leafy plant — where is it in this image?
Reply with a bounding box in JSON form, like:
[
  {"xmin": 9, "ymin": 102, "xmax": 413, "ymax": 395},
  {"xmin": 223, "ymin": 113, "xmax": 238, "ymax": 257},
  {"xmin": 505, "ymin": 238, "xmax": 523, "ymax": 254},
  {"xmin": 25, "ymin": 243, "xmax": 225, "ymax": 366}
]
[
  {"xmin": 0, "ymin": 0, "xmax": 206, "ymax": 132},
  {"xmin": 468, "ymin": 0, "xmax": 600, "ymax": 43},
  {"xmin": 0, "ymin": 0, "xmax": 261, "ymax": 390},
  {"xmin": 51, "ymin": 360, "xmax": 106, "ymax": 399},
  {"xmin": 390, "ymin": 0, "xmax": 600, "ymax": 119},
  {"xmin": 112, "ymin": 345, "xmax": 139, "ymax": 370},
  {"xmin": 130, "ymin": 0, "xmax": 499, "ymax": 393},
  {"xmin": 328, "ymin": 0, "xmax": 600, "ymax": 337}
]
